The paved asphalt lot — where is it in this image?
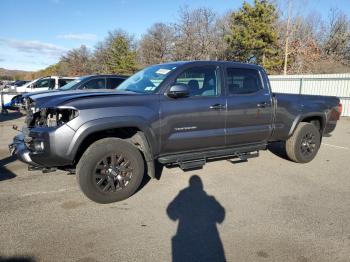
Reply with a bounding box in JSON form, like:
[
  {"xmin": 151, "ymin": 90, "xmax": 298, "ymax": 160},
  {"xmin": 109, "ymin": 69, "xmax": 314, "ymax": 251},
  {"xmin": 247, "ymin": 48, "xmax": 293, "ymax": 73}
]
[{"xmin": 0, "ymin": 112, "xmax": 350, "ymax": 262}]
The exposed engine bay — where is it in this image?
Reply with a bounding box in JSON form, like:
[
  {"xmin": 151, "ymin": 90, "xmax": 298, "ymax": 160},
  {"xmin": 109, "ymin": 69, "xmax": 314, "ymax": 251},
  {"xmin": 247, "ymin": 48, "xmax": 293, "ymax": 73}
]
[{"xmin": 26, "ymin": 107, "xmax": 78, "ymax": 128}]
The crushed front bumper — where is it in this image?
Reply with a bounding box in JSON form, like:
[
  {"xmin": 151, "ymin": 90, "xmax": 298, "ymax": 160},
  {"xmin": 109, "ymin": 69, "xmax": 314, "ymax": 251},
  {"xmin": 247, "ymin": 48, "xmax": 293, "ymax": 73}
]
[{"xmin": 9, "ymin": 133, "xmax": 40, "ymax": 167}]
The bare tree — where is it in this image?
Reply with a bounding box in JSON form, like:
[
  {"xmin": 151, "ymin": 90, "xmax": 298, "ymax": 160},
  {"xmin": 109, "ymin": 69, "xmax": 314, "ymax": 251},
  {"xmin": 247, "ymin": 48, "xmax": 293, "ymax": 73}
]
[
  {"xmin": 173, "ymin": 7, "xmax": 217, "ymax": 60},
  {"xmin": 213, "ymin": 11, "xmax": 232, "ymax": 60},
  {"xmin": 61, "ymin": 45, "xmax": 93, "ymax": 76},
  {"xmin": 288, "ymin": 15, "xmax": 323, "ymax": 73},
  {"xmin": 323, "ymin": 9, "xmax": 350, "ymax": 66},
  {"xmin": 138, "ymin": 23, "xmax": 174, "ymax": 66},
  {"xmin": 282, "ymin": 0, "xmax": 292, "ymax": 74}
]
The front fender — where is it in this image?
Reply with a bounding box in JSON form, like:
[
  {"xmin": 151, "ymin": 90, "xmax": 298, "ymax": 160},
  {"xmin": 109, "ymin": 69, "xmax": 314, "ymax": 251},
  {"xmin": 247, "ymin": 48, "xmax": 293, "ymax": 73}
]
[{"xmin": 66, "ymin": 116, "xmax": 157, "ymax": 160}]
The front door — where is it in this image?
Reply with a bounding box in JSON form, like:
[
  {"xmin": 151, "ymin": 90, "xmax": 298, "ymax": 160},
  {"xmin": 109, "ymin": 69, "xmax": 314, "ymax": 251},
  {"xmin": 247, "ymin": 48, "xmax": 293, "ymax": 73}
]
[
  {"xmin": 31, "ymin": 78, "xmax": 55, "ymax": 92},
  {"xmin": 160, "ymin": 65, "xmax": 226, "ymax": 154}
]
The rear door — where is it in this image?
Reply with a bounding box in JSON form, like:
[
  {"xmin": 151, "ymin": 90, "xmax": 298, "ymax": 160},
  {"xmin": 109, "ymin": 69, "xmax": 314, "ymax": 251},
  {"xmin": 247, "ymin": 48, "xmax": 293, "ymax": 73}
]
[
  {"xmin": 160, "ymin": 65, "xmax": 226, "ymax": 154},
  {"xmin": 225, "ymin": 66, "xmax": 273, "ymax": 146}
]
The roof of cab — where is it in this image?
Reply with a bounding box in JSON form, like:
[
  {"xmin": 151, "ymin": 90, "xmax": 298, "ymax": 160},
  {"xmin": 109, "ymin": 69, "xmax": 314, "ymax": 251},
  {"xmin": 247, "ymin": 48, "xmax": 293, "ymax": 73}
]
[{"xmin": 156, "ymin": 60, "xmax": 264, "ymax": 70}]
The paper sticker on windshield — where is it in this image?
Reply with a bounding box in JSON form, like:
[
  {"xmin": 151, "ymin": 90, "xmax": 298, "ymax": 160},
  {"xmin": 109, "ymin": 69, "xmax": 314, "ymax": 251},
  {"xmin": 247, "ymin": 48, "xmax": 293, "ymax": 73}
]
[
  {"xmin": 145, "ymin": 86, "xmax": 156, "ymax": 91},
  {"xmin": 156, "ymin": 68, "xmax": 171, "ymax": 75}
]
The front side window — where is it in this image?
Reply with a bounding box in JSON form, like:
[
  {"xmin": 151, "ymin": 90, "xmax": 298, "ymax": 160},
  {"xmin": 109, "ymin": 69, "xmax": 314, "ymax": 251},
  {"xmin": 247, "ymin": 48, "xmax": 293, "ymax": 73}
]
[
  {"xmin": 83, "ymin": 78, "xmax": 106, "ymax": 89},
  {"xmin": 174, "ymin": 66, "xmax": 219, "ymax": 97},
  {"xmin": 34, "ymin": 78, "xmax": 55, "ymax": 89},
  {"xmin": 226, "ymin": 68, "xmax": 262, "ymax": 95}
]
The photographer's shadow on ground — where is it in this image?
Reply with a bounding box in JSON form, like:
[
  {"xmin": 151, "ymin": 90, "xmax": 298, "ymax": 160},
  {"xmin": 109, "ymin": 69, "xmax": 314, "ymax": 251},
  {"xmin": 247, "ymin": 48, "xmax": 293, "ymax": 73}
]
[{"xmin": 167, "ymin": 175, "xmax": 226, "ymax": 262}]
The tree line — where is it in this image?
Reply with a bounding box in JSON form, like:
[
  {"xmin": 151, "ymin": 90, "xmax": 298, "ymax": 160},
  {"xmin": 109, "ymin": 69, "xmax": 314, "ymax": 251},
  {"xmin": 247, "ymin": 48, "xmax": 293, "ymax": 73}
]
[{"xmin": 33, "ymin": 0, "xmax": 350, "ymax": 78}]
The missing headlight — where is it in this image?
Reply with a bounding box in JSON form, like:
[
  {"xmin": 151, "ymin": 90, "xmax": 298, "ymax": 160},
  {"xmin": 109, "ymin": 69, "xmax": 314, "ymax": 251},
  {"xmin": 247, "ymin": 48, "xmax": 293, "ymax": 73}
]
[{"xmin": 29, "ymin": 107, "xmax": 79, "ymax": 127}]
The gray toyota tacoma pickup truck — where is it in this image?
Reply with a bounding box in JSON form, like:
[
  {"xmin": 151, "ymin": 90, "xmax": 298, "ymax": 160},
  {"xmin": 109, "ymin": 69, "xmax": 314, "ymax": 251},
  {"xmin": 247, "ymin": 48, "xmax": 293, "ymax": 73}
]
[{"xmin": 10, "ymin": 61, "xmax": 342, "ymax": 203}]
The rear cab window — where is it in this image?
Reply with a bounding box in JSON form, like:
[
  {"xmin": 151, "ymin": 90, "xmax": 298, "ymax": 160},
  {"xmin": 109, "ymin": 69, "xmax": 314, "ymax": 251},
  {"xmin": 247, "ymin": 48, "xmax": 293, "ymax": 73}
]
[{"xmin": 226, "ymin": 68, "xmax": 262, "ymax": 95}]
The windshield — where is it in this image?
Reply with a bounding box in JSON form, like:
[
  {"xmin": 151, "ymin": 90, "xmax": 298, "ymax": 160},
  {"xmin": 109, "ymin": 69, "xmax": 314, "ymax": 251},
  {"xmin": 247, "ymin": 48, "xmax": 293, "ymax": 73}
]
[
  {"xmin": 59, "ymin": 78, "xmax": 83, "ymax": 90},
  {"xmin": 116, "ymin": 64, "xmax": 178, "ymax": 93}
]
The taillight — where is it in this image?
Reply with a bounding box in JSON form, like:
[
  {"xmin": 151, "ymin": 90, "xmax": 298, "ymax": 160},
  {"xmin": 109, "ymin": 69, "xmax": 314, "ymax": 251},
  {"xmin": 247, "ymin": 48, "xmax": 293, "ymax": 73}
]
[
  {"xmin": 335, "ymin": 102, "xmax": 342, "ymax": 120},
  {"xmin": 338, "ymin": 103, "xmax": 343, "ymax": 115}
]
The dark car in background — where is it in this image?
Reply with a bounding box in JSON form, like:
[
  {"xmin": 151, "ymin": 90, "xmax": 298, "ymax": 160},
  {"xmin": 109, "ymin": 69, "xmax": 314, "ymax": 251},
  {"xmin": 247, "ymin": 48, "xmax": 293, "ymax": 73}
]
[
  {"xmin": 59, "ymin": 74, "xmax": 128, "ymax": 91},
  {"xmin": 11, "ymin": 74, "xmax": 127, "ymax": 109}
]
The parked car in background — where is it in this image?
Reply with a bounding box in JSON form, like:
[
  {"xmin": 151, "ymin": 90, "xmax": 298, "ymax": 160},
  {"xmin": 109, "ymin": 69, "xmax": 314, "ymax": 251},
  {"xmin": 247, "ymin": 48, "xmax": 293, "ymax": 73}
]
[
  {"xmin": 15, "ymin": 74, "xmax": 127, "ymax": 108},
  {"xmin": 3, "ymin": 80, "xmax": 29, "ymax": 92},
  {"xmin": 12, "ymin": 79, "xmax": 40, "ymax": 93},
  {"xmin": 6, "ymin": 76, "xmax": 77, "ymax": 109},
  {"xmin": 25, "ymin": 76, "xmax": 77, "ymax": 92},
  {"xmin": 60, "ymin": 74, "xmax": 127, "ymax": 91}
]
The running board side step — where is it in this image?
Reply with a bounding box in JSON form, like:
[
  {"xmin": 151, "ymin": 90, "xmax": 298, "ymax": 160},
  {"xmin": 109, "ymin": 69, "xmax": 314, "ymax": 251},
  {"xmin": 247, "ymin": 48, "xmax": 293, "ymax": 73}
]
[
  {"xmin": 179, "ymin": 159, "xmax": 206, "ymax": 171},
  {"xmin": 159, "ymin": 144, "xmax": 265, "ymax": 171},
  {"xmin": 234, "ymin": 151, "xmax": 259, "ymax": 161}
]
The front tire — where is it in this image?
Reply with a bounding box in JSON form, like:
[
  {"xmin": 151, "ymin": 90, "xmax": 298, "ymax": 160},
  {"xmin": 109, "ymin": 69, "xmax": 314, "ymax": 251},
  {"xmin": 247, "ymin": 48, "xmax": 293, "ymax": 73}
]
[
  {"xmin": 285, "ymin": 122, "xmax": 321, "ymax": 163},
  {"xmin": 76, "ymin": 138, "xmax": 145, "ymax": 203}
]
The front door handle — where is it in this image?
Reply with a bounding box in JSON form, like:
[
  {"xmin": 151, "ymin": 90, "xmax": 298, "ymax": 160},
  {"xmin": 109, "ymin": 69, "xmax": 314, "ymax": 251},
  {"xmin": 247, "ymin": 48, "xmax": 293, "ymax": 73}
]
[
  {"xmin": 257, "ymin": 102, "xmax": 269, "ymax": 108},
  {"xmin": 209, "ymin": 104, "xmax": 226, "ymax": 110}
]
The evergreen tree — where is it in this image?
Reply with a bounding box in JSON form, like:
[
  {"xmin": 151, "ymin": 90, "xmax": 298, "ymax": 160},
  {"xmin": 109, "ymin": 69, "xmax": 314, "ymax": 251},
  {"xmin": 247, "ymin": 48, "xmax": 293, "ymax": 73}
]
[
  {"xmin": 226, "ymin": 0, "xmax": 282, "ymax": 72},
  {"xmin": 104, "ymin": 31, "xmax": 138, "ymax": 75}
]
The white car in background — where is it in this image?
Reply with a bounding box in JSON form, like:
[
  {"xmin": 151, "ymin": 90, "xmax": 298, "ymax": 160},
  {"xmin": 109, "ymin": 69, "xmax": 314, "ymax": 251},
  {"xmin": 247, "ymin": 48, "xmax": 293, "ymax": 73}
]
[
  {"xmin": 1, "ymin": 76, "xmax": 76, "ymax": 109},
  {"xmin": 17, "ymin": 76, "xmax": 77, "ymax": 93}
]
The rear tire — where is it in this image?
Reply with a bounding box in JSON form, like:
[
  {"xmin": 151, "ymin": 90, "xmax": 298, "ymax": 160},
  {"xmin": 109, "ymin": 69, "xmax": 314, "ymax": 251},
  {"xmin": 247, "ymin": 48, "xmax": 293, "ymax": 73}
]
[
  {"xmin": 285, "ymin": 122, "xmax": 321, "ymax": 163},
  {"xmin": 76, "ymin": 138, "xmax": 144, "ymax": 203}
]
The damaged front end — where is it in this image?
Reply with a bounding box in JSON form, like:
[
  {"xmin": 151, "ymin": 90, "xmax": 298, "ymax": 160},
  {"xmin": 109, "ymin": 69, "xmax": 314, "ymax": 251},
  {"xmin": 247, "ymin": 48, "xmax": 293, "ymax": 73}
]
[
  {"xmin": 9, "ymin": 105, "xmax": 79, "ymax": 170},
  {"xmin": 27, "ymin": 107, "xmax": 79, "ymax": 128},
  {"xmin": 9, "ymin": 128, "xmax": 39, "ymax": 167}
]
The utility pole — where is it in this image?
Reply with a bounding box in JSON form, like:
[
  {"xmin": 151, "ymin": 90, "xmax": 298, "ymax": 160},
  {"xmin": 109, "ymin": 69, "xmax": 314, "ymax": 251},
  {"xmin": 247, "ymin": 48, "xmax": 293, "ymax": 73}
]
[{"xmin": 283, "ymin": 0, "xmax": 292, "ymax": 75}]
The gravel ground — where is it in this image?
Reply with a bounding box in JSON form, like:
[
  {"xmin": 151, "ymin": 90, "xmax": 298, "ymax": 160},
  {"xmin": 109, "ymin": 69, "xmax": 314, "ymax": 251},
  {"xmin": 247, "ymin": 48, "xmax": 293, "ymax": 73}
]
[{"xmin": 1, "ymin": 113, "xmax": 349, "ymax": 262}]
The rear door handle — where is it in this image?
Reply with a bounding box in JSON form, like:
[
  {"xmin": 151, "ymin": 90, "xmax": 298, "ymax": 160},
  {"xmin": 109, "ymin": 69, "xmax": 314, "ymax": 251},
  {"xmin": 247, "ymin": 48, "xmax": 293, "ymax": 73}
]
[
  {"xmin": 209, "ymin": 104, "xmax": 226, "ymax": 110},
  {"xmin": 257, "ymin": 102, "xmax": 269, "ymax": 108}
]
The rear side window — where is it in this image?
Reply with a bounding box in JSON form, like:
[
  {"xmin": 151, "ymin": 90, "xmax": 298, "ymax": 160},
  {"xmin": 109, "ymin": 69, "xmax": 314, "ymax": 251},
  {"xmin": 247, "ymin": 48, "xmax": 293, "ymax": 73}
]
[
  {"xmin": 226, "ymin": 68, "xmax": 262, "ymax": 94},
  {"xmin": 107, "ymin": 77, "xmax": 125, "ymax": 89},
  {"xmin": 83, "ymin": 78, "xmax": 106, "ymax": 89}
]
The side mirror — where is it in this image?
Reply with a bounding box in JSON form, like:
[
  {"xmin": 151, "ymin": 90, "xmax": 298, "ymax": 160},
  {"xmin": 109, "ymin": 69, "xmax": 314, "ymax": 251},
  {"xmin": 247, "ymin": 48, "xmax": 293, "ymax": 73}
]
[{"xmin": 167, "ymin": 84, "xmax": 190, "ymax": 98}]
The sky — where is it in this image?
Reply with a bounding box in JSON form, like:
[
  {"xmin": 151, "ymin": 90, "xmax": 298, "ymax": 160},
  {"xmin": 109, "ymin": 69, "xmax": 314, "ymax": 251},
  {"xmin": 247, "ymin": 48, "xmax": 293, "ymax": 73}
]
[{"xmin": 0, "ymin": 0, "xmax": 349, "ymax": 71}]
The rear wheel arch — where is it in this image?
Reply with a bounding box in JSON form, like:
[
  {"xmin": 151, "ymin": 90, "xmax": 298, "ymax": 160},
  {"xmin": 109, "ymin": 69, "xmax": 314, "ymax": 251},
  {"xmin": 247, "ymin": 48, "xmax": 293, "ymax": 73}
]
[
  {"xmin": 289, "ymin": 114, "xmax": 326, "ymax": 137},
  {"xmin": 300, "ymin": 115, "xmax": 324, "ymax": 133}
]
